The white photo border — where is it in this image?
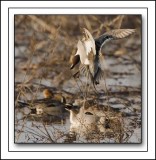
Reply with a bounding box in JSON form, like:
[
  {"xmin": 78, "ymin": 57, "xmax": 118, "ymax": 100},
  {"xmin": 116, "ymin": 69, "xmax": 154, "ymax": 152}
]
[
  {"xmin": 10, "ymin": 7, "xmax": 147, "ymax": 151},
  {"xmin": 1, "ymin": 1, "xmax": 155, "ymax": 159}
]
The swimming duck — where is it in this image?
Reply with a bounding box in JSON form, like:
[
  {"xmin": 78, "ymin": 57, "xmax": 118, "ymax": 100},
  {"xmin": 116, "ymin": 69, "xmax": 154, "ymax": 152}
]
[
  {"xmin": 65, "ymin": 103, "xmax": 98, "ymax": 128},
  {"xmin": 17, "ymin": 98, "xmax": 65, "ymax": 116},
  {"xmin": 43, "ymin": 89, "xmax": 66, "ymax": 103}
]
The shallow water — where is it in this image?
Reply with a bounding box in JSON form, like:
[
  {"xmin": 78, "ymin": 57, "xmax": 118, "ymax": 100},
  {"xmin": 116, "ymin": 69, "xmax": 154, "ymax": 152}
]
[
  {"xmin": 15, "ymin": 54, "xmax": 141, "ymax": 143},
  {"xmin": 15, "ymin": 15, "xmax": 141, "ymax": 143}
]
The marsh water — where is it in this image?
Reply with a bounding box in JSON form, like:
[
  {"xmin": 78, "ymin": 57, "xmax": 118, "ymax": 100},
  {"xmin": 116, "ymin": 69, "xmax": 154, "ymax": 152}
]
[{"xmin": 15, "ymin": 15, "xmax": 141, "ymax": 143}]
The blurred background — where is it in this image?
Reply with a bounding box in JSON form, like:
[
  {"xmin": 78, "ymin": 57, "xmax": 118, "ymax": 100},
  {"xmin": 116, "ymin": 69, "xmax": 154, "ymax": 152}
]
[
  {"xmin": 15, "ymin": 15, "xmax": 141, "ymax": 143},
  {"xmin": 15, "ymin": 15, "xmax": 141, "ymax": 91}
]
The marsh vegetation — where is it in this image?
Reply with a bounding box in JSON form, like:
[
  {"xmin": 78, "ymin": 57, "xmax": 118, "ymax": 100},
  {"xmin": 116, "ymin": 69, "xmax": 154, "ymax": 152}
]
[{"xmin": 15, "ymin": 15, "xmax": 141, "ymax": 143}]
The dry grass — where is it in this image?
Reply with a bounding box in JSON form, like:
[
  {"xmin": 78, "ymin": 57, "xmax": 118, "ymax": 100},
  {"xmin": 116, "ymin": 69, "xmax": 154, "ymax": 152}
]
[{"xmin": 15, "ymin": 15, "xmax": 141, "ymax": 143}]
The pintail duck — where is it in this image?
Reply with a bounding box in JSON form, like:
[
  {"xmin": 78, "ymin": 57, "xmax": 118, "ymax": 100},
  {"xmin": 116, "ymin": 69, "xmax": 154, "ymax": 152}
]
[
  {"xmin": 17, "ymin": 89, "xmax": 66, "ymax": 116},
  {"xmin": 70, "ymin": 28, "xmax": 135, "ymax": 85},
  {"xmin": 18, "ymin": 98, "xmax": 65, "ymax": 115},
  {"xmin": 65, "ymin": 103, "xmax": 98, "ymax": 127},
  {"xmin": 65, "ymin": 103, "xmax": 115, "ymax": 135},
  {"xmin": 65, "ymin": 101, "xmax": 124, "ymax": 132},
  {"xmin": 43, "ymin": 89, "xmax": 66, "ymax": 103}
]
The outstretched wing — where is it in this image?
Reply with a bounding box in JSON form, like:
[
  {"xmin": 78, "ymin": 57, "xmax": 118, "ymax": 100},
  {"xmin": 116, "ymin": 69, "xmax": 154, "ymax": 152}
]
[
  {"xmin": 76, "ymin": 40, "xmax": 88, "ymax": 64},
  {"xmin": 95, "ymin": 29, "xmax": 136, "ymax": 49},
  {"xmin": 104, "ymin": 29, "xmax": 136, "ymax": 39},
  {"xmin": 76, "ymin": 28, "xmax": 96, "ymax": 65},
  {"xmin": 82, "ymin": 28, "xmax": 96, "ymax": 56}
]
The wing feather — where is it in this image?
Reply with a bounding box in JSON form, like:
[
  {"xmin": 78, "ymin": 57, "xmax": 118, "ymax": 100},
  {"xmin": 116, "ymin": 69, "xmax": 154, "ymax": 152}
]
[
  {"xmin": 82, "ymin": 28, "xmax": 96, "ymax": 56},
  {"xmin": 76, "ymin": 40, "xmax": 88, "ymax": 64},
  {"xmin": 95, "ymin": 29, "xmax": 136, "ymax": 49},
  {"xmin": 79, "ymin": 64, "xmax": 90, "ymax": 78},
  {"xmin": 104, "ymin": 29, "xmax": 135, "ymax": 39},
  {"xmin": 76, "ymin": 28, "xmax": 96, "ymax": 65}
]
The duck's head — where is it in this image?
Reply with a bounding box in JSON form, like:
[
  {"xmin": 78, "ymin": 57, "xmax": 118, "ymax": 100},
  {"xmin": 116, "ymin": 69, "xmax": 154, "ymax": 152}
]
[
  {"xmin": 43, "ymin": 89, "xmax": 54, "ymax": 98},
  {"xmin": 43, "ymin": 89, "xmax": 66, "ymax": 104},
  {"xmin": 65, "ymin": 103, "xmax": 80, "ymax": 114}
]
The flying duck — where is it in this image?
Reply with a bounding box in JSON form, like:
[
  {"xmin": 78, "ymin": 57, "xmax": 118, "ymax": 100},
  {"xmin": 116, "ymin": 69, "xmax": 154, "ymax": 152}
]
[{"xmin": 70, "ymin": 28, "xmax": 135, "ymax": 85}]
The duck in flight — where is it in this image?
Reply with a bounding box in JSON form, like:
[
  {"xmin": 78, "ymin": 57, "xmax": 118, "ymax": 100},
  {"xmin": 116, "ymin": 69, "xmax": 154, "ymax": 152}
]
[{"xmin": 70, "ymin": 28, "xmax": 135, "ymax": 85}]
